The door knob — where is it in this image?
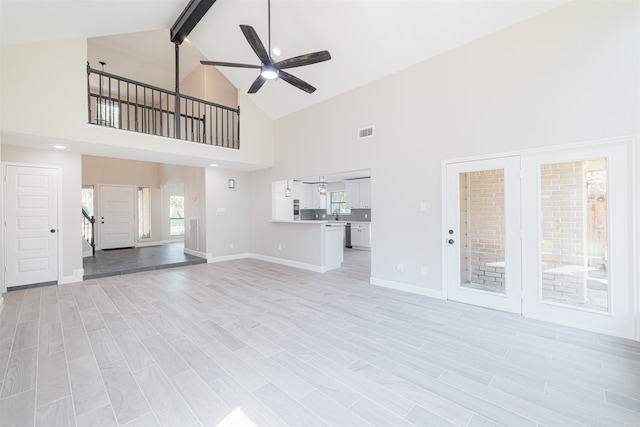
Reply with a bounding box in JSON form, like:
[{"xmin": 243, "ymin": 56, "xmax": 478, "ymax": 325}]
[
  {"xmin": 448, "ymin": 239, "xmax": 454, "ymax": 244},
  {"xmin": 50, "ymin": 229, "xmax": 56, "ymax": 233}
]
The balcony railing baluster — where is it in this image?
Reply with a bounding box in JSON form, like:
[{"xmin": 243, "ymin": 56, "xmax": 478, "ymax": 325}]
[{"xmin": 87, "ymin": 65, "xmax": 239, "ymax": 148}]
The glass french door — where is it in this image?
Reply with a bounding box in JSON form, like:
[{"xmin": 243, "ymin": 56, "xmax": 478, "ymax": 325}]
[
  {"xmin": 445, "ymin": 156, "xmax": 522, "ymax": 313},
  {"xmin": 522, "ymin": 143, "xmax": 634, "ymax": 339}
]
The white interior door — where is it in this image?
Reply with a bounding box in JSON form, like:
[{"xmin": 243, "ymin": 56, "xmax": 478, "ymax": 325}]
[
  {"xmin": 98, "ymin": 184, "xmax": 136, "ymax": 249},
  {"xmin": 5, "ymin": 165, "xmax": 59, "ymax": 287},
  {"xmin": 522, "ymin": 143, "xmax": 634, "ymax": 339},
  {"xmin": 445, "ymin": 156, "xmax": 522, "ymax": 313}
]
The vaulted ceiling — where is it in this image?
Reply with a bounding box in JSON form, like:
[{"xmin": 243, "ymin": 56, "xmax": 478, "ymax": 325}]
[{"xmin": 1, "ymin": 0, "xmax": 569, "ymax": 119}]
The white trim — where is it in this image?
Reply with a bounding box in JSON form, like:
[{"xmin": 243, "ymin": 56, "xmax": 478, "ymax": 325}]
[
  {"xmin": 183, "ymin": 248, "xmax": 208, "ymax": 259},
  {"xmin": 82, "ymin": 250, "xmax": 93, "ymax": 258},
  {"xmin": 370, "ymin": 277, "xmax": 444, "ymax": 300},
  {"xmin": 0, "ymin": 297, "xmax": 4, "ymax": 315},
  {"xmin": 59, "ymin": 268, "xmax": 84, "ymax": 285},
  {"xmin": 207, "ymin": 253, "xmax": 250, "ymax": 263},
  {"xmin": 249, "ymin": 253, "xmax": 326, "ymax": 273},
  {"xmin": 441, "ymin": 157, "xmax": 449, "ymax": 300},
  {"xmin": 135, "ymin": 240, "xmax": 165, "ymax": 248},
  {"xmin": 633, "ymin": 138, "xmax": 640, "ymax": 341},
  {"xmin": 441, "ymin": 134, "xmax": 638, "ymax": 165},
  {"xmin": 524, "ymin": 313, "xmax": 630, "ymax": 341},
  {"xmin": 163, "ymin": 239, "xmax": 183, "ymax": 245}
]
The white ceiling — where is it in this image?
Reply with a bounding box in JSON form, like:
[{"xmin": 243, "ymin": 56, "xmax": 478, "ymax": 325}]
[{"xmin": 1, "ymin": 0, "xmax": 569, "ymax": 120}]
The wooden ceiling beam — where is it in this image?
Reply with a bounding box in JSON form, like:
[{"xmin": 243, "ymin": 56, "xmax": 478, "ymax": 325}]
[{"xmin": 170, "ymin": 0, "xmax": 217, "ymax": 45}]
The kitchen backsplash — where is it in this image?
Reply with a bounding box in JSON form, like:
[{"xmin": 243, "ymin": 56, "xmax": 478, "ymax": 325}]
[{"xmin": 300, "ymin": 208, "xmax": 371, "ymax": 221}]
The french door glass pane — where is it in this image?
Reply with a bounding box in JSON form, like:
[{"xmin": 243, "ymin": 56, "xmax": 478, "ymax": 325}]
[
  {"xmin": 540, "ymin": 159, "xmax": 608, "ymax": 312},
  {"xmin": 459, "ymin": 169, "xmax": 506, "ymax": 294}
]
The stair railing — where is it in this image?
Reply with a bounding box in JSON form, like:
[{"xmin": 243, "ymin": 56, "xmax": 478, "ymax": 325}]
[{"xmin": 82, "ymin": 209, "xmax": 96, "ymax": 256}]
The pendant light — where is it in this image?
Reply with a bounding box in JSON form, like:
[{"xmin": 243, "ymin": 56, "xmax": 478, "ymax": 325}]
[
  {"xmin": 318, "ymin": 176, "xmax": 327, "ymax": 195},
  {"xmin": 284, "ymin": 180, "xmax": 292, "ymax": 197}
]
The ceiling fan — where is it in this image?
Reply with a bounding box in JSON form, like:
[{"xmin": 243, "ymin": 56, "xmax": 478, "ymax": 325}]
[{"xmin": 200, "ymin": 0, "xmax": 331, "ymax": 94}]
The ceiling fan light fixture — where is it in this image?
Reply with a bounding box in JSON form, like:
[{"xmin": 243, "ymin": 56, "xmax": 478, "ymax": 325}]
[{"xmin": 261, "ymin": 64, "xmax": 279, "ymax": 80}]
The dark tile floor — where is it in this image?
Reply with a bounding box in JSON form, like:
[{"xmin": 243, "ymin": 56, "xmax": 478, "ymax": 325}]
[{"xmin": 83, "ymin": 242, "xmax": 206, "ymax": 280}]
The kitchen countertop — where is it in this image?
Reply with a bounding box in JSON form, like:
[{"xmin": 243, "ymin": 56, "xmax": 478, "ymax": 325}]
[
  {"xmin": 268, "ymin": 220, "xmax": 369, "ymax": 224},
  {"xmin": 268, "ymin": 220, "xmax": 347, "ymax": 224}
]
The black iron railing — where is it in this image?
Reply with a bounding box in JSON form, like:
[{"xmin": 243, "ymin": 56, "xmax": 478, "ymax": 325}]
[
  {"xmin": 82, "ymin": 209, "xmax": 96, "ymax": 256},
  {"xmin": 87, "ymin": 63, "xmax": 240, "ymax": 149}
]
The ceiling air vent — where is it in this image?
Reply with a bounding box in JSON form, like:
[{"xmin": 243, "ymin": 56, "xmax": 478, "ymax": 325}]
[{"xmin": 358, "ymin": 126, "xmax": 374, "ymax": 139}]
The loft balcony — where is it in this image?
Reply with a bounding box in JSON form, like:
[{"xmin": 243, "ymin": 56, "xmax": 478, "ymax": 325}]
[{"xmin": 87, "ymin": 63, "xmax": 240, "ymax": 149}]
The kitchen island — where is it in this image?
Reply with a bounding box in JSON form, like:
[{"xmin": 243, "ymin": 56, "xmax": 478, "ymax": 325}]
[{"xmin": 265, "ymin": 220, "xmax": 346, "ymax": 272}]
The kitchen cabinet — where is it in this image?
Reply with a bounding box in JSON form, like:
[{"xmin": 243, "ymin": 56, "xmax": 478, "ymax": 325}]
[
  {"xmin": 301, "ymin": 184, "xmax": 326, "ymax": 209},
  {"xmin": 351, "ymin": 222, "xmax": 371, "ymax": 248},
  {"xmin": 345, "ymin": 179, "xmax": 371, "ymax": 209},
  {"xmin": 292, "ymin": 181, "xmax": 303, "ymax": 200}
]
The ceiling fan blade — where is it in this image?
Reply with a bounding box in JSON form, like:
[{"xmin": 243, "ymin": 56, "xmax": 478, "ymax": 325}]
[
  {"xmin": 279, "ymin": 71, "xmax": 316, "ymax": 94},
  {"xmin": 200, "ymin": 60, "xmax": 260, "ymax": 69},
  {"xmin": 240, "ymin": 25, "xmax": 271, "ymax": 65},
  {"xmin": 275, "ymin": 50, "xmax": 331, "ymax": 69},
  {"xmin": 248, "ymin": 75, "xmax": 267, "ymax": 94}
]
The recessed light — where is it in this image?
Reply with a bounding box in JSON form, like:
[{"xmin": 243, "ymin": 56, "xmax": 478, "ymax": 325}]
[
  {"xmin": 272, "ymin": 47, "xmax": 281, "ymax": 56},
  {"xmin": 210, "ymin": 163, "xmax": 217, "ymax": 167},
  {"xmin": 53, "ymin": 145, "xmax": 66, "ymax": 149}
]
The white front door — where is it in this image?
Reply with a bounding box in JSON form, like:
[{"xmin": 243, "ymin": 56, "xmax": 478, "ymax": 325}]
[
  {"xmin": 5, "ymin": 165, "xmax": 59, "ymax": 287},
  {"xmin": 522, "ymin": 143, "xmax": 634, "ymax": 339},
  {"xmin": 98, "ymin": 184, "xmax": 136, "ymax": 249},
  {"xmin": 445, "ymin": 156, "xmax": 522, "ymax": 313}
]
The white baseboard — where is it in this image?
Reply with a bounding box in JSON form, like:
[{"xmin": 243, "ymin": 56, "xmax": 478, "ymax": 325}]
[
  {"xmin": 0, "ymin": 297, "xmax": 4, "ymax": 316},
  {"xmin": 183, "ymin": 248, "xmax": 209, "ymax": 260},
  {"xmin": 370, "ymin": 277, "xmax": 444, "ymax": 300},
  {"xmin": 250, "ymin": 253, "xmax": 326, "ymax": 273},
  {"xmin": 135, "ymin": 240, "xmax": 165, "ymax": 248},
  {"xmin": 60, "ymin": 268, "xmax": 84, "ymax": 285},
  {"xmin": 83, "ymin": 250, "xmax": 93, "ymax": 258},
  {"xmin": 207, "ymin": 253, "xmax": 250, "ymax": 263},
  {"xmin": 164, "ymin": 238, "xmax": 184, "ymax": 244}
]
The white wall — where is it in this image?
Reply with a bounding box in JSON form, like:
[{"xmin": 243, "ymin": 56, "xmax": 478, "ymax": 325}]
[
  {"xmin": 205, "ymin": 167, "xmax": 251, "ymax": 260},
  {"xmin": 249, "ymin": 1, "xmax": 640, "ymax": 295},
  {"xmin": 1, "ymin": 145, "xmax": 83, "ymax": 284}
]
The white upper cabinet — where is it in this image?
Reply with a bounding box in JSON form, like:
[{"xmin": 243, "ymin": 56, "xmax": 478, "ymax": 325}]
[
  {"xmin": 345, "ymin": 179, "xmax": 371, "ymax": 209},
  {"xmin": 301, "ymin": 184, "xmax": 326, "ymax": 209},
  {"xmin": 292, "ymin": 181, "xmax": 303, "ymax": 200},
  {"xmin": 358, "ymin": 180, "xmax": 371, "ymax": 209}
]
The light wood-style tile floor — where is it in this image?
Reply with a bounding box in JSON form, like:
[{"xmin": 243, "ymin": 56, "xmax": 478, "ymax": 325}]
[{"xmin": 1, "ymin": 249, "xmax": 639, "ymax": 426}]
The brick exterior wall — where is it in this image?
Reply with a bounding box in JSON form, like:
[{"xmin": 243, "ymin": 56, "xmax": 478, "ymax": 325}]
[
  {"xmin": 459, "ymin": 169, "xmax": 506, "ymax": 293},
  {"xmin": 540, "ymin": 161, "xmax": 587, "ymax": 304}
]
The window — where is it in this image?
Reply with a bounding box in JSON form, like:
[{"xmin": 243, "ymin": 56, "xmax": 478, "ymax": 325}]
[
  {"xmin": 96, "ymin": 102, "xmax": 120, "ymax": 128},
  {"xmin": 330, "ymin": 191, "xmax": 348, "ymax": 214},
  {"xmin": 138, "ymin": 187, "xmax": 151, "ymax": 239},
  {"xmin": 169, "ymin": 195, "xmax": 185, "ymax": 237},
  {"xmin": 81, "ymin": 186, "xmax": 94, "ymax": 217}
]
